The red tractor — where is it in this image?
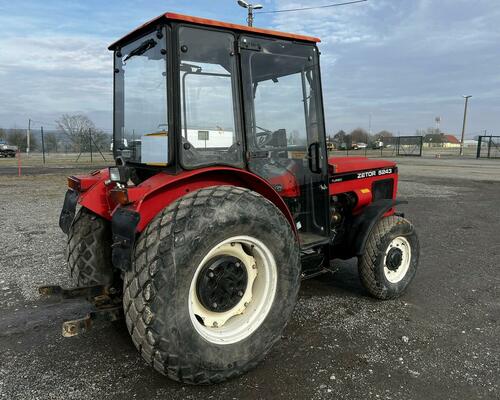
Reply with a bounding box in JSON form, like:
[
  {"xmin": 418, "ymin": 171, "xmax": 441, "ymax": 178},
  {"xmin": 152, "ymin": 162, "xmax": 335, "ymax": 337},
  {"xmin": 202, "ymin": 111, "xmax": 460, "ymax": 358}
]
[{"xmin": 51, "ymin": 12, "xmax": 419, "ymax": 384}]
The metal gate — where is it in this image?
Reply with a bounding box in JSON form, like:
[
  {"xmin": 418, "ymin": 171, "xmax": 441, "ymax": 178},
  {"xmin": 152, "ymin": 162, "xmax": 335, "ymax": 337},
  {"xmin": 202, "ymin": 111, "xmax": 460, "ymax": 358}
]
[
  {"xmin": 396, "ymin": 136, "xmax": 423, "ymax": 157},
  {"xmin": 476, "ymin": 136, "xmax": 500, "ymax": 158}
]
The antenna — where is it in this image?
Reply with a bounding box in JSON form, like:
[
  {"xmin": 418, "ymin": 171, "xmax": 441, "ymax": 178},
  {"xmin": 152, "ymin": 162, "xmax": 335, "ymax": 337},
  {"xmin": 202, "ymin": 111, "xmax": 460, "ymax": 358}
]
[{"xmin": 237, "ymin": 0, "xmax": 264, "ymax": 27}]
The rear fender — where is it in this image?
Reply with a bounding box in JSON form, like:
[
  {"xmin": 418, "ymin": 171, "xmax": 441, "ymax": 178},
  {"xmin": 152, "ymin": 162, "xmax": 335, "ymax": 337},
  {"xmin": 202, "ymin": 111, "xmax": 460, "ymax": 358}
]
[
  {"xmin": 77, "ymin": 169, "xmax": 115, "ymax": 220},
  {"xmin": 58, "ymin": 169, "xmax": 113, "ymax": 235},
  {"xmin": 110, "ymin": 168, "xmax": 298, "ymax": 271},
  {"xmin": 129, "ymin": 168, "xmax": 297, "ymax": 235}
]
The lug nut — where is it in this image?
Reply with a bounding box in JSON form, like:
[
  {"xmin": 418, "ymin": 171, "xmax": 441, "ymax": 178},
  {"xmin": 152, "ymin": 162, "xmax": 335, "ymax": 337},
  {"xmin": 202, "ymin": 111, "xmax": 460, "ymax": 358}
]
[
  {"xmin": 238, "ymin": 290, "xmax": 244, "ymax": 297},
  {"xmin": 213, "ymin": 322, "xmax": 218, "ymax": 327},
  {"xmin": 235, "ymin": 262, "xmax": 241, "ymax": 268},
  {"xmin": 212, "ymin": 302, "xmax": 218, "ymax": 309},
  {"xmin": 208, "ymin": 272, "xmax": 214, "ymax": 278}
]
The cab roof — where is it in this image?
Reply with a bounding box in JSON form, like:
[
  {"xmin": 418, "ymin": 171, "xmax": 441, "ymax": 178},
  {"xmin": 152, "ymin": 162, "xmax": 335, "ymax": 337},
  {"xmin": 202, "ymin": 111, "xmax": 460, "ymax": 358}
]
[{"xmin": 108, "ymin": 12, "xmax": 321, "ymax": 50}]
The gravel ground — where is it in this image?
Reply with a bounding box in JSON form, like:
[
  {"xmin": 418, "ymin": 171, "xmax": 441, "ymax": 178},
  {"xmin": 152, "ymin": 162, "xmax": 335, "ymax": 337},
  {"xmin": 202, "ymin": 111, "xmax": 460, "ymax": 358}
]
[{"xmin": 0, "ymin": 161, "xmax": 499, "ymax": 399}]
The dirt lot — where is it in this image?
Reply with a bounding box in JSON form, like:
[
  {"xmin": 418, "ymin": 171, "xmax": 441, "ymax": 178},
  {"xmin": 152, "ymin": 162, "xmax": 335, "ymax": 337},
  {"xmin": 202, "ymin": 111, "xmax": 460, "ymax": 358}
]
[{"xmin": 0, "ymin": 158, "xmax": 499, "ymax": 399}]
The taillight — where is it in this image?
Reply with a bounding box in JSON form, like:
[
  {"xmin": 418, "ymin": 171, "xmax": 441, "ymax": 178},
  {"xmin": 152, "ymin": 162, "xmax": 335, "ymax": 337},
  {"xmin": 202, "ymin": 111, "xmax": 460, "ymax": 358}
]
[
  {"xmin": 67, "ymin": 176, "xmax": 81, "ymax": 191},
  {"xmin": 110, "ymin": 188, "xmax": 130, "ymax": 205}
]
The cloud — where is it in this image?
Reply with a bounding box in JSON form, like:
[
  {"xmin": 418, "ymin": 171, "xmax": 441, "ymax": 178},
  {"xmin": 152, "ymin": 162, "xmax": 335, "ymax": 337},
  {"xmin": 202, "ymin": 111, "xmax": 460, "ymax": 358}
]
[
  {"xmin": 0, "ymin": 34, "xmax": 112, "ymax": 128},
  {"xmin": 0, "ymin": 0, "xmax": 499, "ymax": 137},
  {"xmin": 267, "ymin": 0, "xmax": 500, "ymax": 136}
]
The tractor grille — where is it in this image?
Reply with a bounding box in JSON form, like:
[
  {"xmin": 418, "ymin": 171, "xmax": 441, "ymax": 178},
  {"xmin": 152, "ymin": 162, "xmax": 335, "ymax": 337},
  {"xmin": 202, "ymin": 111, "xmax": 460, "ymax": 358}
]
[{"xmin": 372, "ymin": 179, "xmax": 394, "ymax": 201}]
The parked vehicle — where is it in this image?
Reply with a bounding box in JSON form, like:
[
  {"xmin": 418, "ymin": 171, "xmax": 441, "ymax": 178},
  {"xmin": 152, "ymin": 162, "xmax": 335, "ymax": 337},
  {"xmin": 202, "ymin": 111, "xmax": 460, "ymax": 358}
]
[
  {"xmin": 43, "ymin": 12, "xmax": 420, "ymax": 385},
  {"xmin": 352, "ymin": 142, "xmax": 367, "ymax": 150},
  {"xmin": 0, "ymin": 141, "xmax": 17, "ymax": 158}
]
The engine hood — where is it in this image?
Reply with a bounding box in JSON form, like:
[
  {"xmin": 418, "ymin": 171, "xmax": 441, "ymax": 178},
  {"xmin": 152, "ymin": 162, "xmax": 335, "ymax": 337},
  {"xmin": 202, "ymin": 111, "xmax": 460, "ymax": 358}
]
[{"xmin": 328, "ymin": 156, "xmax": 396, "ymax": 175}]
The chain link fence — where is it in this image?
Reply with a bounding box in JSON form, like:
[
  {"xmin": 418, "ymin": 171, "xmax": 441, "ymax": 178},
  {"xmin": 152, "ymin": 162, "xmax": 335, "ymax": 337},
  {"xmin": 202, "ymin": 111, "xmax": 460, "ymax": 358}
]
[
  {"xmin": 476, "ymin": 136, "xmax": 500, "ymax": 159},
  {"xmin": 328, "ymin": 136, "xmax": 423, "ymax": 158}
]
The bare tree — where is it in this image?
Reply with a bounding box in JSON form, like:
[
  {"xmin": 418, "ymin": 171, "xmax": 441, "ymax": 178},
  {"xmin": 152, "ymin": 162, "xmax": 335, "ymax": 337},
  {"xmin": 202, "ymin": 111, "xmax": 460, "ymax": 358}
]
[
  {"xmin": 90, "ymin": 129, "xmax": 111, "ymax": 152},
  {"xmin": 375, "ymin": 130, "xmax": 393, "ymax": 140},
  {"xmin": 350, "ymin": 128, "xmax": 370, "ymax": 144},
  {"xmin": 333, "ymin": 130, "xmax": 347, "ymax": 144},
  {"xmin": 374, "ymin": 129, "xmax": 394, "ymax": 142},
  {"xmin": 56, "ymin": 114, "xmax": 96, "ymax": 152}
]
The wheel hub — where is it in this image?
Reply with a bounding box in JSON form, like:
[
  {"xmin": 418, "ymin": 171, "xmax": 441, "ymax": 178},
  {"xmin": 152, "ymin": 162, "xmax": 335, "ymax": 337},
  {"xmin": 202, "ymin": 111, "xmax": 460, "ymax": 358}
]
[
  {"xmin": 190, "ymin": 242, "xmax": 258, "ymax": 330},
  {"xmin": 386, "ymin": 247, "xmax": 403, "ymax": 271},
  {"xmin": 383, "ymin": 236, "xmax": 412, "ymax": 284},
  {"xmin": 196, "ymin": 256, "xmax": 248, "ymax": 313}
]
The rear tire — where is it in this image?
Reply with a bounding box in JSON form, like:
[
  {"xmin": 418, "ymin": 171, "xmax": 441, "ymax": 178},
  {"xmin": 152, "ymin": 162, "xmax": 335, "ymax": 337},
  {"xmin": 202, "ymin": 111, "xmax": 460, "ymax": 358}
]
[
  {"xmin": 123, "ymin": 186, "xmax": 301, "ymax": 384},
  {"xmin": 66, "ymin": 207, "xmax": 114, "ymax": 286},
  {"xmin": 358, "ymin": 215, "xmax": 419, "ymax": 299}
]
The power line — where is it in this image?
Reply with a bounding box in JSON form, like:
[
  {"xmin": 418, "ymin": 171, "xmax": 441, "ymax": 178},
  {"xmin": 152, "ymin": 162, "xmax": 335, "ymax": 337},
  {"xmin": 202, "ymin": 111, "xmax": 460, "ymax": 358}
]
[{"xmin": 256, "ymin": 0, "xmax": 367, "ymax": 14}]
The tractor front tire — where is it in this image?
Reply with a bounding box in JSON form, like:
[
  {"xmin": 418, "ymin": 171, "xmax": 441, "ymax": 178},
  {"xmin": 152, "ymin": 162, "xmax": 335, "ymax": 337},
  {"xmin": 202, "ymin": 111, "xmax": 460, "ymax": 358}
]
[
  {"xmin": 66, "ymin": 207, "xmax": 114, "ymax": 286},
  {"xmin": 123, "ymin": 186, "xmax": 301, "ymax": 384},
  {"xmin": 358, "ymin": 215, "xmax": 419, "ymax": 300}
]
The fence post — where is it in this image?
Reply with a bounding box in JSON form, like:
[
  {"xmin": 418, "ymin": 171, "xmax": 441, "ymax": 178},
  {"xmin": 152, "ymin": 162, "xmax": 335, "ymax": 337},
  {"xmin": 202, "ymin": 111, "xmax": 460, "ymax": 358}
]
[
  {"xmin": 17, "ymin": 149, "xmax": 21, "ymax": 177},
  {"xmin": 476, "ymin": 136, "xmax": 482, "ymax": 158},
  {"xmin": 487, "ymin": 136, "xmax": 492, "ymax": 158},
  {"xmin": 41, "ymin": 126, "xmax": 46, "ymax": 164},
  {"xmin": 89, "ymin": 128, "xmax": 93, "ymax": 163}
]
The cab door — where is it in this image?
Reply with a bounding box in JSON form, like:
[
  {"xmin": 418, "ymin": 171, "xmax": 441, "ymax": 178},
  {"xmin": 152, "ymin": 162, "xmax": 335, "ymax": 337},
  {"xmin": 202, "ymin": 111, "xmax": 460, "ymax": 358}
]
[{"xmin": 239, "ymin": 36, "xmax": 330, "ymax": 246}]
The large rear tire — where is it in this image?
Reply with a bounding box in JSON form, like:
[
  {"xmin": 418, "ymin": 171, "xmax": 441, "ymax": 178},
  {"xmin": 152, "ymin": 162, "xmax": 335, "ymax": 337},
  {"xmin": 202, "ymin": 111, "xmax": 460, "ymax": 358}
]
[
  {"xmin": 358, "ymin": 215, "xmax": 419, "ymax": 299},
  {"xmin": 66, "ymin": 207, "xmax": 114, "ymax": 286},
  {"xmin": 123, "ymin": 186, "xmax": 301, "ymax": 384}
]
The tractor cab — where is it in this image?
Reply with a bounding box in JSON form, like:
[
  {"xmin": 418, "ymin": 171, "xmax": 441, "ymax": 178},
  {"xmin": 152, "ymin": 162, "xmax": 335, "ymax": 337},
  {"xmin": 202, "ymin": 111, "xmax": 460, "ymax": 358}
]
[
  {"xmin": 54, "ymin": 12, "xmax": 418, "ymax": 384},
  {"xmin": 111, "ymin": 13, "xmax": 330, "ymax": 247}
]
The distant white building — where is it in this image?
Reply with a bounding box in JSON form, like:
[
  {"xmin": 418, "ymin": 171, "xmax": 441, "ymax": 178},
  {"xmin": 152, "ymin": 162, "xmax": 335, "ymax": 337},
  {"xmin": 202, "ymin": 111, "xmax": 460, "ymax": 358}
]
[
  {"xmin": 185, "ymin": 129, "xmax": 234, "ymax": 149},
  {"xmin": 463, "ymin": 139, "xmax": 478, "ymax": 148}
]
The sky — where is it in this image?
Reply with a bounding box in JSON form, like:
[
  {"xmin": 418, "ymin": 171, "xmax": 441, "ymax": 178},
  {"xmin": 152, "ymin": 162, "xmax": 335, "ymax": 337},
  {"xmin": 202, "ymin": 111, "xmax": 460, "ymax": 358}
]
[{"xmin": 0, "ymin": 0, "xmax": 499, "ymax": 137}]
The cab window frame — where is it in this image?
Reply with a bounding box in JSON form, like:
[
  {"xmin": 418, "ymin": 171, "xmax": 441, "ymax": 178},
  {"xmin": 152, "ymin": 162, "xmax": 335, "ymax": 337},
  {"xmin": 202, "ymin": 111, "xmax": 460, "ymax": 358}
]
[
  {"xmin": 112, "ymin": 25, "xmax": 171, "ymax": 166},
  {"xmin": 173, "ymin": 23, "xmax": 246, "ymax": 171}
]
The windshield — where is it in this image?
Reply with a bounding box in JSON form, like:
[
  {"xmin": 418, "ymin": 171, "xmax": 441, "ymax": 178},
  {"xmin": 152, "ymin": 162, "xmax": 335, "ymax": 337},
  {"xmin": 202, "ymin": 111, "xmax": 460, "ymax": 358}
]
[{"xmin": 114, "ymin": 29, "xmax": 168, "ymax": 164}]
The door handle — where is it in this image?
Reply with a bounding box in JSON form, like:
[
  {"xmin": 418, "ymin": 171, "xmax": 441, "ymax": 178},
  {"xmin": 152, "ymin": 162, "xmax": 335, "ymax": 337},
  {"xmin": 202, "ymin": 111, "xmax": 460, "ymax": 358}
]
[{"xmin": 308, "ymin": 142, "xmax": 321, "ymax": 173}]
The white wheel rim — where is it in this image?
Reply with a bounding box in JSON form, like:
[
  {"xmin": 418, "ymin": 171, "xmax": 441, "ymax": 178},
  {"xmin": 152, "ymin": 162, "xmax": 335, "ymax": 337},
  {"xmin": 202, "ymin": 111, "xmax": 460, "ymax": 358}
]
[
  {"xmin": 383, "ymin": 236, "xmax": 411, "ymax": 283},
  {"xmin": 188, "ymin": 235, "xmax": 277, "ymax": 345}
]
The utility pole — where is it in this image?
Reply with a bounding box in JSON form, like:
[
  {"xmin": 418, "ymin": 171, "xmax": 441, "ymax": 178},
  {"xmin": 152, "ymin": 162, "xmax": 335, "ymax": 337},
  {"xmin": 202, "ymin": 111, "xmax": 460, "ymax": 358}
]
[
  {"xmin": 27, "ymin": 118, "xmax": 31, "ymax": 156},
  {"xmin": 237, "ymin": 0, "xmax": 263, "ymax": 27},
  {"xmin": 368, "ymin": 113, "xmax": 372, "ymax": 144},
  {"xmin": 460, "ymin": 95, "xmax": 472, "ymax": 156}
]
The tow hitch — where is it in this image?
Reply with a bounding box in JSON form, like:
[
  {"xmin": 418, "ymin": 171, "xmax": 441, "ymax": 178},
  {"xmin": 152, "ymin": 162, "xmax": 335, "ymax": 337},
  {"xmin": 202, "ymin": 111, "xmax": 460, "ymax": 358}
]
[{"xmin": 38, "ymin": 284, "xmax": 123, "ymax": 337}]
